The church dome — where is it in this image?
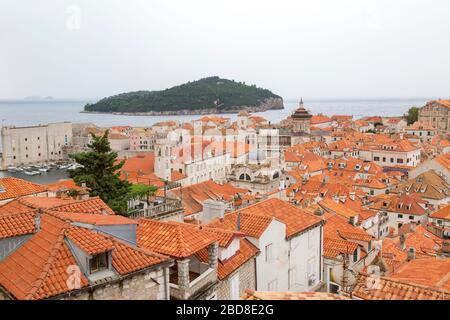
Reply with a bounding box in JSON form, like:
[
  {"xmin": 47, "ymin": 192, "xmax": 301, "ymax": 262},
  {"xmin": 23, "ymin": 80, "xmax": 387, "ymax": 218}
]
[{"xmin": 291, "ymin": 99, "xmax": 312, "ymax": 119}]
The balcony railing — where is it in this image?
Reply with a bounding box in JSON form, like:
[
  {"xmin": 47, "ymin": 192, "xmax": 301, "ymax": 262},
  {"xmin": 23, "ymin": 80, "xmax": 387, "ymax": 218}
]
[
  {"xmin": 169, "ymin": 267, "xmax": 216, "ymax": 300},
  {"xmin": 129, "ymin": 198, "xmax": 183, "ymax": 220}
]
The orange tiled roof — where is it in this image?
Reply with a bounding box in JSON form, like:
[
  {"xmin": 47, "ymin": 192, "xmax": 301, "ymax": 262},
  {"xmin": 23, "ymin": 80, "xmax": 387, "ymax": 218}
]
[
  {"xmin": 0, "ymin": 211, "xmax": 37, "ymax": 239},
  {"xmin": 389, "ymin": 257, "xmax": 450, "ymax": 292},
  {"xmin": 119, "ymin": 153, "xmax": 155, "ymax": 176},
  {"xmin": 51, "ymin": 197, "xmax": 116, "ymax": 215},
  {"xmin": 169, "ymin": 180, "xmax": 248, "ymax": 216},
  {"xmin": 153, "ymin": 120, "xmax": 178, "ymax": 127},
  {"xmin": 324, "ymin": 237, "xmax": 358, "ymax": 259},
  {"xmin": 45, "ymin": 179, "xmax": 85, "ymax": 192},
  {"xmin": 242, "ymin": 289, "xmax": 350, "ymax": 300},
  {"xmin": 369, "ymin": 194, "xmax": 428, "ymax": 216},
  {"xmin": 137, "ymin": 219, "xmax": 217, "ymax": 258},
  {"xmin": 196, "ymin": 238, "xmax": 259, "ymax": 279},
  {"xmin": 17, "ymin": 196, "xmax": 82, "ymax": 210},
  {"xmin": 380, "ymin": 238, "xmax": 408, "ymax": 273},
  {"xmin": 0, "ymin": 177, "xmax": 48, "ymax": 201},
  {"xmin": 319, "ymin": 198, "xmax": 359, "ymax": 219},
  {"xmin": 0, "ymin": 214, "xmax": 87, "ymax": 300},
  {"xmin": 209, "ymin": 198, "xmax": 322, "ymax": 239},
  {"xmin": 324, "ymin": 213, "xmax": 373, "ymax": 242},
  {"xmin": 434, "ymin": 153, "xmax": 450, "ymax": 173},
  {"xmin": 390, "ymin": 170, "xmax": 449, "ymax": 201},
  {"xmin": 66, "ymin": 226, "xmax": 115, "ymax": 255},
  {"xmin": 311, "ymin": 115, "xmax": 332, "ymax": 125},
  {"xmin": 112, "ymin": 240, "xmax": 168, "ymax": 275},
  {"xmin": 351, "ymin": 273, "xmax": 450, "ymax": 300},
  {"xmin": 0, "ymin": 212, "xmax": 170, "ymax": 300},
  {"xmin": 0, "ymin": 197, "xmax": 33, "ymax": 215},
  {"xmin": 50, "ymin": 210, "xmax": 136, "ymax": 226},
  {"xmin": 430, "ymin": 204, "xmax": 450, "ymax": 220},
  {"xmin": 240, "ymin": 198, "xmax": 323, "ymax": 238},
  {"xmin": 435, "ymin": 99, "xmax": 450, "ymax": 109},
  {"xmin": 381, "ymin": 226, "xmax": 443, "ymax": 271},
  {"xmin": 208, "ymin": 211, "xmax": 275, "ymax": 239},
  {"xmin": 284, "ymin": 151, "xmax": 302, "ymax": 163},
  {"xmin": 0, "ymin": 196, "xmax": 116, "ymax": 217}
]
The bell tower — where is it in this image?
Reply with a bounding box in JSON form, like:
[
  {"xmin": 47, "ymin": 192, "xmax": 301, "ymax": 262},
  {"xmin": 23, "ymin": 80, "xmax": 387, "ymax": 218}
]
[{"xmin": 154, "ymin": 134, "xmax": 172, "ymax": 181}]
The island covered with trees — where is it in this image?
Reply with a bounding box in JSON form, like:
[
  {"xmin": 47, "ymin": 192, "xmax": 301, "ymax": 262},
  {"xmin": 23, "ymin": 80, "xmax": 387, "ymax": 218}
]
[{"xmin": 84, "ymin": 76, "xmax": 284, "ymax": 115}]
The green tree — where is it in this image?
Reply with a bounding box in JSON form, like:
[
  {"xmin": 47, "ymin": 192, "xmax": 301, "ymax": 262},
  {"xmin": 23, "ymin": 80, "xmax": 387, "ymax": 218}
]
[
  {"xmin": 68, "ymin": 130, "xmax": 131, "ymax": 215},
  {"xmin": 130, "ymin": 184, "xmax": 158, "ymax": 203},
  {"xmin": 405, "ymin": 107, "xmax": 419, "ymax": 125}
]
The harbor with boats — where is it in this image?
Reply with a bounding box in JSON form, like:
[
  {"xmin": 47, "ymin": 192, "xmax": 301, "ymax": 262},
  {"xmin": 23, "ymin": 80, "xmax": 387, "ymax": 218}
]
[{"xmin": 0, "ymin": 161, "xmax": 80, "ymax": 183}]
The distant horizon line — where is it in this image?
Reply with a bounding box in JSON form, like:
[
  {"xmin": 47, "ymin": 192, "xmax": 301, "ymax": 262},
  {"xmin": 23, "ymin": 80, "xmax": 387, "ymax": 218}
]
[{"xmin": 0, "ymin": 96, "xmax": 437, "ymax": 103}]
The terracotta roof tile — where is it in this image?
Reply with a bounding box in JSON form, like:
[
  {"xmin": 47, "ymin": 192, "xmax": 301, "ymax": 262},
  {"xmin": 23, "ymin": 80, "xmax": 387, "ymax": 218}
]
[
  {"xmin": 0, "ymin": 214, "xmax": 86, "ymax": 300},
  {"xmin": 0, "ymin": 177, "xmax": 48, "ymax": 201},
  {"xmin": 45, "ymin": 179, "xmax": 86, "ymax": 193},
  {"xmin": 49, "ymin": 210, "xmax": 136, "ymax": 226},
  {"xmin": 351, "ymin": 273, "xmax": 450, "ymax": 300},
  {"xmin": 243, "ymin": 289, "xmax": 350, "ymax": 300},
  {"xmin": 208, "ymin": 211, "xmax": 275, "ymax": 238},
  {"xmin": 324, "ymin": 213, "xmax": 374, "ymax": 242},
  {"xmin": 137, "ymin": 219, "xmax": 217, "ymax": 258},
  {"xmin": 51, "ymin": 197, "xmax": 116, "ymax": 215},
  {"xmin": 66, "ymin": 226, "xmax": 115, "ymax": 255},
  {"xmin": 169, "ymin": 180, "xmax": 248, "ymax": 216},
  {"xmin": 112, "ymin": 241, "xmax": 169, "ymax": 275},
  {"xmin": 0, "ymin": 211, "xmax": 170, "ymax": 300},
  {"xmin": 319, "ymin": 198, "xmax": 359, "ymax": 219},
  {"xmin": 430, "ymin": 204, "xmax": 450, "ymax": 220},
  {"xmin": 0, "ymin": 211, "xmax": 37, "ymax": 239},
  {"xmin": 390, "ymin": 257, "xmax": 450, "ymax": 291},
  {"xmin": 197, "ymin": 238, "xmax": 258, "ymax": 279},
  {"xmin": 434, "ymin": 153, "xmax": 450, "ymax": 172},
  {"xmin": 324, "ymin": 237, "xmax": 358, "ymax": 259},
  {"xmin": 209, "ymin": 198, "xmax": 322, "ymax": 239}
]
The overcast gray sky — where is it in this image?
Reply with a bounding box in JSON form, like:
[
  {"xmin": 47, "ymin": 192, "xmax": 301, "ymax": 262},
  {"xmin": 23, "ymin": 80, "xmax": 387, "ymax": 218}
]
[{"xmin": 1, "ymin": 0, "xmax": 449, "ymax": 100}]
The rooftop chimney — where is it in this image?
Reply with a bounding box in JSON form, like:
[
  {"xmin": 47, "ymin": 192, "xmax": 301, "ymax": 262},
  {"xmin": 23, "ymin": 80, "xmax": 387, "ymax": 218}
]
[
  {"xmin": 35, "ymin": 209, "xmax": 42, "ymax": 232},
  {"xmin": 407, "ymin": 247, "xmax": 416, "ymax": 261},
  {"xmin": 201, "ymin": 199, "xmax": 226, "ymax": 224},
  {"xmin": 237, "ymin": 212, "xmax": 241, "ymax": 231},
  {"xmin": 399, "ymin": 234, "xmax": 406, "ymax": 250},
  {"xmin": 101, "ymin": 208, "xmax": 108, "ymax": 215}
]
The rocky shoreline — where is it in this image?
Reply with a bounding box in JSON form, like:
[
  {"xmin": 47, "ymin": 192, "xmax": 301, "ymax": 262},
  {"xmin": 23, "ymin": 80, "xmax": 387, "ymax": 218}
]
[{"xmin": 81, "ymin": 97, "xmax": 284, "ymax": 116}]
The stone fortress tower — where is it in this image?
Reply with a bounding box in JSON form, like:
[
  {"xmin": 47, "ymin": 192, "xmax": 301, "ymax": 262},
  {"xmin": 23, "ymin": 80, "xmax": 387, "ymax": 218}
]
[{"xmin": 154, "ymin": 133, "xmax": 173, "ymax": 181}]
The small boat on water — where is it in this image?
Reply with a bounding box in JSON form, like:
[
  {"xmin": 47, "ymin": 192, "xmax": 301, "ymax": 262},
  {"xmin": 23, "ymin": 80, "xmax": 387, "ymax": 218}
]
[
  {"xmin": 22, "ymin": 166, "xmax": 32, "ymax": 170},
  {"xmin": 7, "ymin": 166, "xmax": 17, "ymax": 172},
  {"xmin": 15, "ymin": 167, "xmax": 24, "ymax": 172},
  {"xmin": 24, "ymin": 170, "xmax": 41, "ymax": 176},
  {"xmin": 38, "ymin": 167, "xmax": 49, "ymax": 172}
]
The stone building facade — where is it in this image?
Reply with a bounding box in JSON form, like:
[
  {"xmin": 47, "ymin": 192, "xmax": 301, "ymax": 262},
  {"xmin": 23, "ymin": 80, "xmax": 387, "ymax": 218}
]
[
  {"xmin": 216, "ymin": 257, "xmax": 256, "ymax": 300},
  {"xmin": 0, "ymin": 266, "xmax": 171, "ymax": 300},
  {"xmin": 418, "ymin": 99, "xmax": 450, "ymax": 136},
  {"xmin": 0, "ymin": 122, "xmax": 72, "ymax": 169}
]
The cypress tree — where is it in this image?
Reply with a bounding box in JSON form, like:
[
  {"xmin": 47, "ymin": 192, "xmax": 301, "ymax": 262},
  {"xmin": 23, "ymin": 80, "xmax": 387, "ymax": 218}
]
[{"xmin": 69, "ymin": 130, "xmax": 131, "ymax": 215}]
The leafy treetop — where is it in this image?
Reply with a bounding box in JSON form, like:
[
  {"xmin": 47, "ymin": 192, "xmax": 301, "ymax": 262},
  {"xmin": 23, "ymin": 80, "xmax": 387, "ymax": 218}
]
[{"xmin": 68, "ymin": 130, "xmax": 132, "ymax": 215}]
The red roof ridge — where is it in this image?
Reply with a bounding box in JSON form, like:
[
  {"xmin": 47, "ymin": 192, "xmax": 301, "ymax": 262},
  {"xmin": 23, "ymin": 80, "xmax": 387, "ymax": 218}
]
[
  {"xmin": 358, "ymin": 271, "xmax": 450, "ymax": 296},
  {"xmin": 25, "ymin": 223, "xmax": 67, "ymax": 300}
]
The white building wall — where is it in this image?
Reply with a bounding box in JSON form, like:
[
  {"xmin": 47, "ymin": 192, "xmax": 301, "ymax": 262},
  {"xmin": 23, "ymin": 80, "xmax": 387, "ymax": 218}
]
[
  {"xmin": 1, "ymin": 122, "xmax": 72, "ymax": 169},
  {"xmin": 247, "ymin": 220, "xmax": 322, "ymax": 292}
]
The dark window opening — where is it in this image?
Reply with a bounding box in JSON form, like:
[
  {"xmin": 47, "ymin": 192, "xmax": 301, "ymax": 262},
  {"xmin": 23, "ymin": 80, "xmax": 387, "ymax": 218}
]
[{"xmin": 90, "ymin": 252, "xmax": 108, "ymax": 273}]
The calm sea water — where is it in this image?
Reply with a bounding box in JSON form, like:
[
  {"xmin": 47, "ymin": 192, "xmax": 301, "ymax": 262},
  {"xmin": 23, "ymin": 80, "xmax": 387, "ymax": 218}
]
[
  {"xmin": 0, "ymin": 97, "xmax": 428, "ymax": 183},
  {"xmin": 0, "ymin": 98, "xmax": 428, "ymax": 128}
]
